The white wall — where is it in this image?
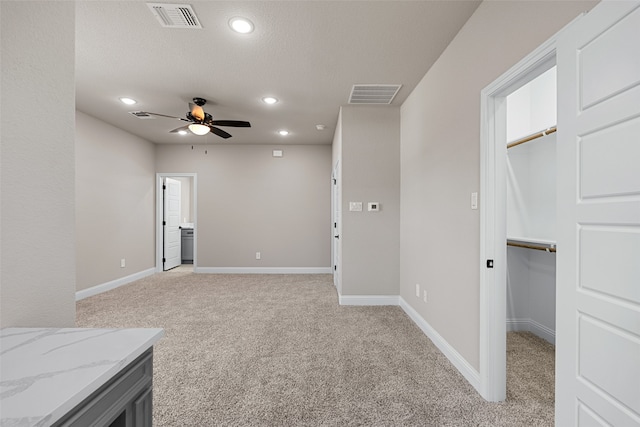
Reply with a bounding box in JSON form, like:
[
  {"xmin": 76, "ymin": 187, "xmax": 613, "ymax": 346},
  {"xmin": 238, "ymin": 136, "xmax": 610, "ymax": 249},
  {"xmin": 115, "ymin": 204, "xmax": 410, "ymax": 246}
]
[
  {"xmin": 75, "ymin": 112, "xmax": 156, "ymax": 292},
  {"xmin": 505, "ymin": 67, "xmax": 558, "ymax": 343},
  {"xmin": 400, "ymin": 0, "xmax": 597, "ymax": 370},
  {"xmin": 156, "ymin": 144, "xmax": 331, "ymax": 270},
  {"xmin": 0, "ymin": 1, "xmax": 76, "ymax": 327},
  {"xmin": 335, "ymin": 105, "xmax": 401, "ymax": 296}
]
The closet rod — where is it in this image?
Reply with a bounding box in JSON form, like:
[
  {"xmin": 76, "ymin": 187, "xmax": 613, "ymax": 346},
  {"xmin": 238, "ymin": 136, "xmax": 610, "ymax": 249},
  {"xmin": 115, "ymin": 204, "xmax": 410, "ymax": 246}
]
[
  {"xmin": 507, "ymin": 126, "xmax": 557, "ymax": 149},
  {"xmin": 507, "ymin": 241, "xmax": 556, "ymax": 253}
]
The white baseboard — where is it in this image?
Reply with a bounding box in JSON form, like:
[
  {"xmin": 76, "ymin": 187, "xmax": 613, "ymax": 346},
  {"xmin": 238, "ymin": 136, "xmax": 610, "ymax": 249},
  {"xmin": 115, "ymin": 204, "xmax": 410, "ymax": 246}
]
[
  {"xmin": 338, "ymin": 295, "xmax": 399, "ymax": 306},
  {"xmin": 195, "ymin": 267, "xmax": 333, "ymax": 274},
  {"xmin": 507, "ymin": 318, "xmax": 555, "ymax": 345},
  {"xmin": 76, "ymin": 268, "xmax": 155, "ymax": 301},
  {"xmin": 399, "ymin": 297, "xmax": 481, "ymax": 392}
]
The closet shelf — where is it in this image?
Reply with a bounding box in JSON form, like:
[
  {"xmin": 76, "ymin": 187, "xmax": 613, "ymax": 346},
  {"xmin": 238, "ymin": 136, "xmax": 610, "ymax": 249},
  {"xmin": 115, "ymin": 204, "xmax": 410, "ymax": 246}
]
[
  {"xmin": 507, "ymin": 126, "xmax": 557, "ymax": 149},
  {"xmin": 507, "ymin": 236, "xmax": 556, "ymax": 253}
]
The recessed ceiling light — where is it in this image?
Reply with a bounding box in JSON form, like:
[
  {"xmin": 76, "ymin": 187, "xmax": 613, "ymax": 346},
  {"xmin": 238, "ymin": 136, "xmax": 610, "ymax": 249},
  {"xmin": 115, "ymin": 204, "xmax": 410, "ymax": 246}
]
[
  {"xmin": 316, "ymin": 124, "xmax": 326, "ymax": 131},
  {"xmin": 278, "ymin": 130, "xmax": 289, "ymax": 136},
  {"xmin": 229, "ymin": 17, "xmax": 254, "ymax": 34},
  {"xmin": 119, "ymin": 97, "xmax": 137, "ymax": 105},
  {"xmin": 262, "ymin": 97, "xmax": 278, "ymax": 105}
]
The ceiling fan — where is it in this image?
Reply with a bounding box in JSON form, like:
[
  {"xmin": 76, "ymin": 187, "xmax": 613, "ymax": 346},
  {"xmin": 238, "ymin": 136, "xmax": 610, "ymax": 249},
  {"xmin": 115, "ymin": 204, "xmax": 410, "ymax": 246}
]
[{"xmin": 136, "ymin": 97, "xmax": 251, "ymax": 139}]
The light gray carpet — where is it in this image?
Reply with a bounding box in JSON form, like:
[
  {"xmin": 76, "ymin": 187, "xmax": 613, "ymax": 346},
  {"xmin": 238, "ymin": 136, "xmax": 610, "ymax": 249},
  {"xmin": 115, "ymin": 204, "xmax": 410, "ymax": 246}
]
[{"xmin": 76, "ymin": 272, "xmax": 555, "ymax": 426}]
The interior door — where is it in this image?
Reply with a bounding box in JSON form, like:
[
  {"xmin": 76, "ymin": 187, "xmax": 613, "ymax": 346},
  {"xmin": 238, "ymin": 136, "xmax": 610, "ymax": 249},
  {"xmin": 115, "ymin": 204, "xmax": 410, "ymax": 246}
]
[
  {"xmin": 556, "ymin": 2, "xmax": 640, "ymax": 425},
  {"xmin": 332, "ymin": 163, "xmax": 341, "ymax": 290},
  {"xmin": 163, "ymin": 177, "xmax": 182, "ymax": 271}
]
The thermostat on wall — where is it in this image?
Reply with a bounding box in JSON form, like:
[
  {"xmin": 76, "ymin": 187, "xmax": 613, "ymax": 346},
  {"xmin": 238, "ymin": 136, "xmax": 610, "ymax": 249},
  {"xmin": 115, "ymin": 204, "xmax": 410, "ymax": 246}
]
[{"xmin": 368, "ymin": 202, "xmax": 380, "ymax": 212}]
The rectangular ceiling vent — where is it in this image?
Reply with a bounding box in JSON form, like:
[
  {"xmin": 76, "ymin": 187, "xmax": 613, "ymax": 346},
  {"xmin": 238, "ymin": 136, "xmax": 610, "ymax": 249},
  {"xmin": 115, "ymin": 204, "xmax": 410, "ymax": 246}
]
[
  {"xmin": 349, "ymin": 84, "xmax": 402, "ymax": 104},
  {"xmin": 147, "ymin": 3, "xmax": 202, "ymax": 29},
  {"xmin": 129, "ymin": 111, "xmax": 156, "ymax": 119}
]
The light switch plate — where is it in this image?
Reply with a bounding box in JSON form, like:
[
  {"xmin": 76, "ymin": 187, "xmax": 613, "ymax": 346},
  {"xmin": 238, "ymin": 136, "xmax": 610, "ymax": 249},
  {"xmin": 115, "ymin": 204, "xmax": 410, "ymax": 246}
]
[
  {"xmin": 368, "ymin": 202, "xmax": 380, "ymax": 212},
  {"xmin": 349, "ymin": 202, "xmax": 363, "ymax": 212},
  {"xmin": 471, "ymin": 192, "xmax": 478, "ymax": 210}
]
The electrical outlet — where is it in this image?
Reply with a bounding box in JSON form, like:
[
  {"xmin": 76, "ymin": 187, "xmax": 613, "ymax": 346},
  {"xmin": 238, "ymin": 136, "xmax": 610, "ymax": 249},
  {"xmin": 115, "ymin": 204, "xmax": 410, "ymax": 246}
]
[
  {"xmin": 415, "ymin": 284, "xmax": 420, "ymax": 297},
  {"xmin": 256, "ymin": 252, "xmax": 261, "ymax": 260},
  {"xmin": 120, "ymin": 258, "xmax": 126, "ymax": 268},
  {"xmin": 423, "ymin": 290, "xmax": 428, "ymax": 303}
]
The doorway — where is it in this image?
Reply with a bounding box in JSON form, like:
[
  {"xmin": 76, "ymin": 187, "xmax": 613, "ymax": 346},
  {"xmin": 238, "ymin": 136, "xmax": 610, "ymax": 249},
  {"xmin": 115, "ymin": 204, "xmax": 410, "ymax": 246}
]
[
  {"xmin": 156, "ymin": 173, "xmax": 197, "ymax": 273},
  {"xmin": 478, "ymin": 32, "xmax": 559, "ymax": 401}
]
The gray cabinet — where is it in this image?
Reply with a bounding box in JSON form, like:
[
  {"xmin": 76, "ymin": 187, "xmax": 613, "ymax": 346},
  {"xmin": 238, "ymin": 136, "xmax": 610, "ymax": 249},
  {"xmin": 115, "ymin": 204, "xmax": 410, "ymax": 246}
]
[{"xmin": 53, "ymin": 350, "xmax": 154, "ymax": 427}]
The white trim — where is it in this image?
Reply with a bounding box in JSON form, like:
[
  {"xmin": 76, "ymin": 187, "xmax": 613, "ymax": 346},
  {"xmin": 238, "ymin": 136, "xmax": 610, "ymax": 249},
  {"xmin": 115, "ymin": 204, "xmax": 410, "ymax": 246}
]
[
  {"xmin": 399, "ymin": 297, "xmax": 481, "ymax": 391},
  {"xmin": 156, "ymin": 173, "xmax": 197, "ymax": 273},
  {"xmin": 507, "ymin": 318, "xmax": 556, "ymax": 345},
  {"xmin": 195, "ymin": 267, "xmax": 332, "ymax": 274},
  {"xmin": 338, "ymin": 294, "xmax": 399, "ymax": 306},
  {"xmin": 75, "ymin": 268, "xmax": 155, "ymax": 301}
]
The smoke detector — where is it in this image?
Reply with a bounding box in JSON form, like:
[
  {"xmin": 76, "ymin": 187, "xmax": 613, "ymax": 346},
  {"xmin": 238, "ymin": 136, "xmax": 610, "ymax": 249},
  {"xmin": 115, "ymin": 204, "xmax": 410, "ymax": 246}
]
[{"xmin": 147, "ymin": 3, "xmax": 202, "ymax": 29}]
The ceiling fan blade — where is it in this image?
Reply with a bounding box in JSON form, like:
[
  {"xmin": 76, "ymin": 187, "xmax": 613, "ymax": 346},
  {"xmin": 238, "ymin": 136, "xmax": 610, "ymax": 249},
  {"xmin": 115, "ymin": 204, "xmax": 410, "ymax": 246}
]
[
  {"xmin": 210, "ymin": 120, "xmax": 251, "ymax": 128},
  {"xmin": 169, "ymin": 125, "xmax": 190, "ymax": 133},
  {"xmin": 142, "ymin": 112, "xmax": 190, "ymax": 122},
  {"xmin": 209, "ymin": 126, "xmax": 232, "ymax": 139},
  {"xmin": 189, "ymin": 103, "xmax": 205, "ymax": 122}
]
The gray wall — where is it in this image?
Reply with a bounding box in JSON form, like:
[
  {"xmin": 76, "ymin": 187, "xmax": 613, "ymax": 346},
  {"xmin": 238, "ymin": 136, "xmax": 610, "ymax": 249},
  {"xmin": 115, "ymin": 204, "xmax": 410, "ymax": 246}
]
[
  {"xmin": 156, "ymin": 144, "xmax": 331, "ymax": 269},
  {"xmin": 0, "ymin": 2, "xmax": 76, "ymax": 327},
  {"xmin": 399, "ymin": 0, "xmax": 597, "ymax": 370},
  {"xmin": 335, "ymin": 106, "xmax": 400, "ymax": 296},
  {"xmin": 75, "ymin": 112, "xmax": 156, "ymax": 291}
]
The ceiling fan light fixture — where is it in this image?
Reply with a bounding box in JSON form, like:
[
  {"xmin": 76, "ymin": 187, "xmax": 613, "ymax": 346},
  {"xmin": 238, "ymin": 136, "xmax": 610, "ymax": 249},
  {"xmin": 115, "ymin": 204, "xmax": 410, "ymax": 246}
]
[
  {"xmin": 229, "ymin": 17, "xmax": 254, "ymax": 34},
  {"xmin": 189, "ymin": 123, "xmax": 210, "ymax": 135},
  {"xmin": 278, "ymin": 130, "xmax": 289, "ymax": 136}
]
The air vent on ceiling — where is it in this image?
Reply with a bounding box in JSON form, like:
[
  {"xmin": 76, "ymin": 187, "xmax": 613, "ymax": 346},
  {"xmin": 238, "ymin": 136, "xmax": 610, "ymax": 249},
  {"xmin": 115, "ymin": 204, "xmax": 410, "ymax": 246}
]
[
  {"xmin": 147, "ymin": 3, "xmax": 202, "ymax": 29},
  {"xmin": 349, "ymin": 84, "xmax": 402, "ymax": 104},
  {"xmin": 129, "ymin": 111, "xmax": 156, "ymax": 119}
]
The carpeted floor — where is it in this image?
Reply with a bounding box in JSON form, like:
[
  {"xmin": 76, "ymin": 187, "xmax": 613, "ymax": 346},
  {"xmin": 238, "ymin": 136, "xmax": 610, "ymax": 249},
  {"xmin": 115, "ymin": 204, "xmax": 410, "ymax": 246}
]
[{"xmin": 76, "ymin": 271, "xmax": 555, "ymax": 426}]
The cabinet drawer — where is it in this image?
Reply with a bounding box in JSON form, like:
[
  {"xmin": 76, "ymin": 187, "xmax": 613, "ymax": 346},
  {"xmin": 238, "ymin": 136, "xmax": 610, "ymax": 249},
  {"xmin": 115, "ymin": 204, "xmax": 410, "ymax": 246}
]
[{"xmin": 54, "ymin": 350, "xmax": 153, "ymax": 427}]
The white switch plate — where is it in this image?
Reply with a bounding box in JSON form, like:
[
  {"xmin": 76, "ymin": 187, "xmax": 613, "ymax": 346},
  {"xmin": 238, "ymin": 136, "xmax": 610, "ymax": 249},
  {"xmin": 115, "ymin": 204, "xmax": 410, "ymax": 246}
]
[
  {"xmin": 349, "ymin": 202, "xmax": 363, "ymax": 212},
  {"xmin": 256, "ymin": 252, "xmax": 261, "ymax": 260},
  {"xmin": 368, "ymin": 202, "xmax": 380, "ymax": 212},
  {"xmin": 272, "ymin": 150, "xmax": 283, "ymax": 157},
  {"xmin": 423, "ymin": 290, "xmax": 428, "ymax": 303},
  {"xmin": 120, "ymin": 258, "xmax": 126, "ymax": 268},
  {"xmin": 415, "ymin": 284, "xmax": 420, "ymax": 297},
  {"xmin": 471, "ymin": 192, "xmax": 478, "ymax": 210}
]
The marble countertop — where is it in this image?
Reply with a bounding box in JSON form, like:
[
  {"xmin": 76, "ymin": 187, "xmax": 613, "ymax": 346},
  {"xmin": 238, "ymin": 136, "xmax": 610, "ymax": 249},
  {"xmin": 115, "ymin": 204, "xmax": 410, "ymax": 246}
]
[{"xmin": 0, "ymin": 327, "xmax": 164, "ymax": 426}]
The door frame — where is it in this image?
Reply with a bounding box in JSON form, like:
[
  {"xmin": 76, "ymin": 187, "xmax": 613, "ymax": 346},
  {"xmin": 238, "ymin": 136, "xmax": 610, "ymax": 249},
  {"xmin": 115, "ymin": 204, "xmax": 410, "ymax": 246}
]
[
  {"xmin": 155, "ymin": 173, "xmax": 198, "ymax": 272},
  {"xmin": 478, "ymin": 31, "xmax": 562, "ymax": 402}
]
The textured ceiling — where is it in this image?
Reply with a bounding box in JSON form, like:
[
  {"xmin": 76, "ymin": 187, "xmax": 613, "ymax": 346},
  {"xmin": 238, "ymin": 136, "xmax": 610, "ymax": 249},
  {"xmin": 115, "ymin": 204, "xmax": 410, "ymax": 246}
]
[{"xmin": 75, "ymin": 1, "xmax": 481, "ymax": 145}]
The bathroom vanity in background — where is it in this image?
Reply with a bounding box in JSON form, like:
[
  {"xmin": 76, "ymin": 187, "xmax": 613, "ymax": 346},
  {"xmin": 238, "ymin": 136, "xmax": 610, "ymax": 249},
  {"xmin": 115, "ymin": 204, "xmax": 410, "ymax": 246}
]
[{"xmin": 0, "ymin": 328, "xmax": 164, "ymax": 426}]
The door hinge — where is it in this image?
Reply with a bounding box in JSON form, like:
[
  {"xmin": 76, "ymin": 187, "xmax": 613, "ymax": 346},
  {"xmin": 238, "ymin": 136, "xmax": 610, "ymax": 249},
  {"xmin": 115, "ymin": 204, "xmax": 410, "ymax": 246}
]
[
  {"xmin": 163, "ymin": 184, "xmax": 166, "ymax": 190},
  {"xmin": 486, "ymin": 259, "xmax": 494, "ymax": 268},
  {"xmin": 163, "ymin": 221, "xmax": 166, "ymax": 226},
  {"xmin": 334, "ymin": 265, "xmax": 337, "ymax": 271},
  {"xmin": 334, "ymin": 222, "xmax": 337, "ymax": 228},
  {"xmin": 162, "ymin": 258, "xmax": 166, "ymax": 263}
]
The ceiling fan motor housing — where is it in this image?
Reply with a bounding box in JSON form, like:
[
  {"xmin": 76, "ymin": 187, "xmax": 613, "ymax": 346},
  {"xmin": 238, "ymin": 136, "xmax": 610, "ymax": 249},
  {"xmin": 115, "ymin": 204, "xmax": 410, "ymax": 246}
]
[{"xmin": 193, "ymin": 97, "xmax": 207, "ymax": 106}]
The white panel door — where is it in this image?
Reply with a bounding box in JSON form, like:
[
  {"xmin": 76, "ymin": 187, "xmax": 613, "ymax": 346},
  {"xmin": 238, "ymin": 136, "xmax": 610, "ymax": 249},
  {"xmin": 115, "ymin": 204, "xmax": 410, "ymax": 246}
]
[
  {"xmin": 556, "ymin": 1, "xmax": 640, "ymax": 425},
  {"xmin": 163, "ymin": 177, "xmax": 182, "ymax": 271},
  {"xmin": 332, "ymin": 163, "xmax": 341, "ymax": 291}
]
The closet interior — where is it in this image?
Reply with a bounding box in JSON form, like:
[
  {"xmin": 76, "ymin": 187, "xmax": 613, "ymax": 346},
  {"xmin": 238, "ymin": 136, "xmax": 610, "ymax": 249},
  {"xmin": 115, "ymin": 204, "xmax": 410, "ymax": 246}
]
[{"xmin": 505, "ymin": 66, "xmax": 557, "ymax": 345}]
